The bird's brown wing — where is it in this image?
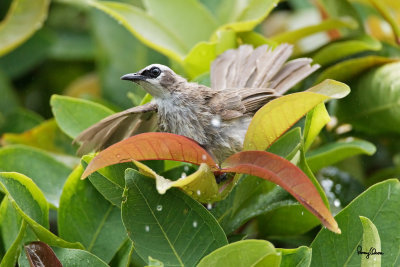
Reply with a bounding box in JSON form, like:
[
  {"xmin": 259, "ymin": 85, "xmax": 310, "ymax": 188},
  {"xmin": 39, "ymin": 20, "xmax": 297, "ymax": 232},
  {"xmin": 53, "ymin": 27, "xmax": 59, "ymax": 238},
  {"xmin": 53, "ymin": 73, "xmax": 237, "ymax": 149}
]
[
  {"xmin": 209, "ymin": 88, "xmax": 277, "ymax": 120},
  {"xmin": 210, "ymin": 43, "xmax": 320, "ymax": 95},
  {"xmin": 74, "ymin": 102, "xmax": 158, "ymax": 156}
]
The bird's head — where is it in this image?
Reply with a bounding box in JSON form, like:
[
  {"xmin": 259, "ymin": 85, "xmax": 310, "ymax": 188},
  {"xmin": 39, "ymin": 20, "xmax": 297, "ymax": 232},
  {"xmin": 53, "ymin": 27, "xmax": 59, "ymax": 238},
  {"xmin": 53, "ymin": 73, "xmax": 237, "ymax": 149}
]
[{"xmin": 121, "ymin": 64, "xmax": 184, "ymax": 98}]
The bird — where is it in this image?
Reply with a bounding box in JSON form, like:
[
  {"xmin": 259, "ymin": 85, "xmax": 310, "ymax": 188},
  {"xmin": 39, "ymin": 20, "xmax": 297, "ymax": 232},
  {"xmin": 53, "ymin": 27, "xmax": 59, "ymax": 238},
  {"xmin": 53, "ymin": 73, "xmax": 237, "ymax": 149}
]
[{"xmin": 75, "ymin": 43, "xmax": 320, "ymax": 163}]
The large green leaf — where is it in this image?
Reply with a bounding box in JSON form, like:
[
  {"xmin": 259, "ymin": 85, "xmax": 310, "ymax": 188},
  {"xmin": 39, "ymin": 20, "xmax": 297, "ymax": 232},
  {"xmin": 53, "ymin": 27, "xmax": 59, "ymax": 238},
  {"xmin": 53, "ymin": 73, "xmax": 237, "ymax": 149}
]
[
  {"xmin": 0, "ymin": 29, "xmax": 53, "ymax": 79},
  {"xmin": 312, "ymin": 35, "xmax": 381, "ymax": 66},
  {"xmin": 0, "ymin": 0, "xmax": 50, "ymax": 56},
  {"xmin": 216, "ymin": 0, "xmax": 279, "ymax": 32},
  {"xmin": 197, "ymin": 240, "xmax": 281, "ymax": 267},
  {"xmin": 336, "ymin": 62, "xmax": 400, "ymax": 134},
  {"xmin": 51, "ymin": 95, "xmax": 114, "ymax": 139},
  {"xmin": 270, "ymin": 17, "xmax": 358, "ymax": 44},
  {"xmin": 142, "ymin": 0, "xmax": 218, "ymax": 49},
  {"xmin": 0, "ymin": 172, "xmax": 82, "ymax": 249},
  {"xmin": 122, "ymin": 169, "xmax": 228, "ymax": 266},
  {"xmin": 1, "ymin": 119, "xmax": 77, "ymax": 156},
  {"xmin": 0, "ymin": 145, "xmax": 72, "ymax": 208},
  {"xmin": 303, "ymin": 103, "xmax": 330, "ymax": 151},
  {"xmin": 278, "ymin": 246, "xmax": 312, "ymax": 267},
  {"xmin": 307, "ymin": 140, "xmax": 376, "ymax": 172},
  {"xmin": 58, "ymin": 165, "xmax": 127, "ymax": 263},
  {"xmin": 90, "ymin": 1, "xmax": 187, "ymax": 62},
  {"xmin": 0, "ymin": 108, "xmax": 43, "ymax": 135},
  {"xmin": 82, "ymin": 155, "xmax": 131, "ymax": 207},
  {"xmin": 311, "ymin": 179, "xmax": 399, "ymax": 266},
  {"xmin": 90, "ymin": 9, "xmax": 166, "ymax": 108},
  {"xmin": 315, "ymin": 56, "xmax": 398, "ymax": 84},
  {"xmin": 0, "ymin": 220, "xmax": 26, "ymax": 267}
]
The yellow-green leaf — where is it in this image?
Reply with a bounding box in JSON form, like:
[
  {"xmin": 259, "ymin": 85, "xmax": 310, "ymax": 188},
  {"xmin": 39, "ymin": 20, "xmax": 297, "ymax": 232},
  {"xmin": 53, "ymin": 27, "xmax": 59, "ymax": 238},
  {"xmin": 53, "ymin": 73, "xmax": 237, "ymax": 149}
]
[
  {"xmin": 244, "ymin": 79, "xmax": 350, "ymax": 151},
  {"xmin": 0, "ymin": 0, "xmax": 50, "ymax": 57},
  {"xmin": 303, "ymin": 103, "xmax": 330, "ymax": 151},
  {"xmin": 270, "ymin": 18, "xmax": 358, "ymax": 44},
  {"xmin": 315, "ymin": 56, "xmax": 398, "ymax": 83},
  {"xmin": 359, "ymin": 216, "xmax": 382, "ymax": 266},
  {"xmin": 133, "ymin": 161, "xmax": 220, "ymax": 203}
]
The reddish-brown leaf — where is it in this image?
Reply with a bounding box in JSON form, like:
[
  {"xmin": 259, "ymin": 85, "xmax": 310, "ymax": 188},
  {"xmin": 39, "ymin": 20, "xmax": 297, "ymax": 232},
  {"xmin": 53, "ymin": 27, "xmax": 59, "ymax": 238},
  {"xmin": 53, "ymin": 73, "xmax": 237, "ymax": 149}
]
[
  {"xmin": 221, "ymin": 151, "xmax": 341, "ymax": 234},
  {"xmin": 25, "ymin": 241, "xmax": 62, "ymax": 267},
  {"xmin": 81, "ymin": 132, "xmax": 218, "ymax": 179}
]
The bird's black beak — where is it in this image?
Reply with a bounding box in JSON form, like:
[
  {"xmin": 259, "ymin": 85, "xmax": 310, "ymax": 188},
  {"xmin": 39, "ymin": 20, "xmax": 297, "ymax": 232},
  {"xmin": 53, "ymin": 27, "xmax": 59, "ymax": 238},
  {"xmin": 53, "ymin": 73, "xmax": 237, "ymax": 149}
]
[{"xmin": 120, "ymin": 73, "xmax": 146, "ymax": 82}]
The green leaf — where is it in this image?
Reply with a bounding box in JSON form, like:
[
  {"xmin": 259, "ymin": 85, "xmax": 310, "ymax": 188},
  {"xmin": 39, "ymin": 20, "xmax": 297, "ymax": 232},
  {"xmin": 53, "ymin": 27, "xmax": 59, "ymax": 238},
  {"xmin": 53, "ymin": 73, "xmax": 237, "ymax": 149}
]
[
  {"xmin": 336, "ymin": 62, "xmax": 400, "ymax": 134},
  {"xmin": 58, "ymin": 165, "xmax": 127, "ymax": 262},
  {"xmin": 122, "ymin": 169, "xmax": 227, "ymax": 266},
  {"xmin": 0, "ymin": 108, "xmax": 43, "ymax": 134},
  {"xmin": 51, "ymin": 247, "xmax": 109, "ymax": 267},
  {"xmin": 51, "ymin": 95, "xmax": 114, "ymax": 139},
  {"xmin": 267, "ymin": 127, "xmax": 302, "ymax": 160},
  {"xmin": 221, "ymin": 151, "xmax": 339, "ymax": 233},
  {"xmin": 0, "ymin": 29, "xmax": 53, "ymax": 79},
  {"xmin": 197, "ymin": 240, "xmax": 281, "ymax": 267},
  {"xmin": 183, "ymin": 29, "xmax": 236, "ymax": 79},
  {"xmin": 359, "ymin": 216, "xmax": 382, "ymax": 266},
  {"xmin": 212, "ymin": 129, "xmax": 311, "ymax": 235},
  {"xmin": 316, "ymin": 0, "xmax": 363, "ymax": 34},
  {"xmin": 49, "ymin": 30, "xmax": 94, "ymax": 61},
  {"xmin": 278, "ymin": 246, "xmax": 312, "ymax": 267},
  {"xmin": 0, "ymin": 71, "xmax": 18, "ymax": 115},
  {"xmin": 82, "ymin": 155, "xmax": 130, "ymax": 207},
  {"xmin": 257, "ymin": 199, "xmax": 320, "ymax": 236},
  {"xmin": 270, "ymin": 17, "xmax": 358, "ymax": 44},
  {"xmin": 142, "ymin": 0, "xmax": 218, "ymax": 49},
  {"xmin": 90, "ymin": 9, "xmax": 166, "ymax": 108},
  {"xmin": 0, "ymin": 220, "xmax": 27, "ymax": 267},
  {"xmin": 244, "ymin": 79, "xmax": 350, "ymax": 152},
  {"xmin": 0, "ymin": 172, "xmax": 82, "ymax": 250},
  {"xmin": 1, "ymin": 119, "xmax": 77, "ymax": 155},
  {"xmin": 0, "ymin": 145, "xmax": 72, "ymax": 207},
  {"xmin": 0, "ymin": 197, "xmax": 23, "ymax": 251},
  {"xmin": 90, "ymin": 1, "xmax": 187, "ymax": 62},
  {"xmin": 0, "ymin": 0, "xmax": 50, "ymax": 56},
  {"xmin": 303, "ymin": 103, "xmax": 330, "ymax": 151},
  {"xmin": 311, "ymin": 179, "xmax": 399, "ymax": 266},
  {"xmin": 216, "ymin": 0, "xmax": 280, "ymax": 32},
  {"xmin": 307, "ymin": 140, "xmax": 376, "ymax": 172},
  {"xmin": 315, "ymin": 56, "xmax": 398, "ymax": 84},
  {"xmin": 0, "ymin": 172, "xmax": 48, "ymax": 227},
  {"xmin": 313, "ymin": 35, "xmax": 381, "ymax": 66}
]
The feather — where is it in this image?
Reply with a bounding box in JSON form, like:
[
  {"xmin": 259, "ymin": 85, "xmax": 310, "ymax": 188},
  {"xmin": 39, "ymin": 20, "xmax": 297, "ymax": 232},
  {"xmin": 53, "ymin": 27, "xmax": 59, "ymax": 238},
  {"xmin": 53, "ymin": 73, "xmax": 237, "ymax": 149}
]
[{"xmin": 74, "ymin": 102, "xmax": 158, "ymax": 155}]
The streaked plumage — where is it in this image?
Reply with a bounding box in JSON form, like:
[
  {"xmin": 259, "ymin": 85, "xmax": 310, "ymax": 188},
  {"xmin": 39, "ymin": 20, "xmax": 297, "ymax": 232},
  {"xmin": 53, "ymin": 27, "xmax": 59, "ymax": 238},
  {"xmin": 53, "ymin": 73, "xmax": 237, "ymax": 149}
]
[{"xmin": 75, "ymin": 44, "xmax": 319, "ymax": 162}]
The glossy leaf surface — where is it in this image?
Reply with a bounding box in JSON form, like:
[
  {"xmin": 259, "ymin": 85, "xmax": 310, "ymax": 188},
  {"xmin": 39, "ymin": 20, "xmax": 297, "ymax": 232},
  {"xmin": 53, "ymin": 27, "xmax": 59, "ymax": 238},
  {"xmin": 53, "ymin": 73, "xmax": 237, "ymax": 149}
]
[
  {"xmin": 122, "ymin": 169, "xmax": 227, "ymax": 266},
  {"xmin": 0, "ymin": 0, "xmax": 50, "ymax": 56},
  {"xmin": 311, "ymin": 179, "xmax": 400, "ymax": 266},
  {"xmin": 221, "ymin": 151, "xmax": 340, "ymax": 233},
  {"xmin": 244, "ymin": 79, "xmax": 350, "ymax": 151},
  {"xmin": 82, "ymin": 132, "xmax": 218, "ymax": 179}
]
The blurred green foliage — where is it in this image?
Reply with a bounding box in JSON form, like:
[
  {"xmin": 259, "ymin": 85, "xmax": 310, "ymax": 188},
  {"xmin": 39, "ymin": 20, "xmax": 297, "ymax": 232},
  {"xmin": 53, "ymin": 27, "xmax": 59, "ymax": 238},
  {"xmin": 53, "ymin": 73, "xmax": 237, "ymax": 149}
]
[{"xmin": 0, "ymin": 0, "xmax": 400, "ymax": 266}]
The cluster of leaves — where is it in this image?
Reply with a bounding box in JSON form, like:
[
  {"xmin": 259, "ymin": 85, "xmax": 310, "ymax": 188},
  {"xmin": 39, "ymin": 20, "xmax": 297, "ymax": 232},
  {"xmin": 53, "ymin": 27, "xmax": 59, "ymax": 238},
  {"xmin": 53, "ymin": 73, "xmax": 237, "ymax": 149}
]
[{"xmin": 0, "ymin": 0, "xmax": 400, "ymax": 266}]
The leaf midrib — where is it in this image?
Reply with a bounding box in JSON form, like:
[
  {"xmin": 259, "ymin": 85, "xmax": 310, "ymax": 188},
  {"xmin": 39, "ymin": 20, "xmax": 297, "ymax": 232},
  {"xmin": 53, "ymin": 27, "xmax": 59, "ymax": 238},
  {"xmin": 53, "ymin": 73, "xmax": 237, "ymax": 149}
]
[{"xmin": 132, "ymin": 179, "xmax": 184, "ymax": 267}]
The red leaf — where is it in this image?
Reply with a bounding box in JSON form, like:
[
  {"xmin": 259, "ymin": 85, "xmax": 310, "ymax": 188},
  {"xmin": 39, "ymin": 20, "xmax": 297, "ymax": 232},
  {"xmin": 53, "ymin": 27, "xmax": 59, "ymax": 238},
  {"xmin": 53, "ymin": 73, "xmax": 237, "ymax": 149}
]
[
  {"xmin": 81, "ymin": 132, "xmax": 218, "ymax": 179},
  {"xmin": 221, "ymin": 151, "xmax": 341, "ymax": 234},
  {"xmin": 25, "ymin": 241, "xmax": 62, "ymax": 267}
]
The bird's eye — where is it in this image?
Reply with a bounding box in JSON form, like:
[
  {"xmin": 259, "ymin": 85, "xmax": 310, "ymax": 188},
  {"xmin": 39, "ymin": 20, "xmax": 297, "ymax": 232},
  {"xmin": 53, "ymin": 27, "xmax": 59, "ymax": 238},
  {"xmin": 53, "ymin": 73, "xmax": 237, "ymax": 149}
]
[{"xmin": 149, "ymin": 67, "xmax": 161, "ymax": 78}]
